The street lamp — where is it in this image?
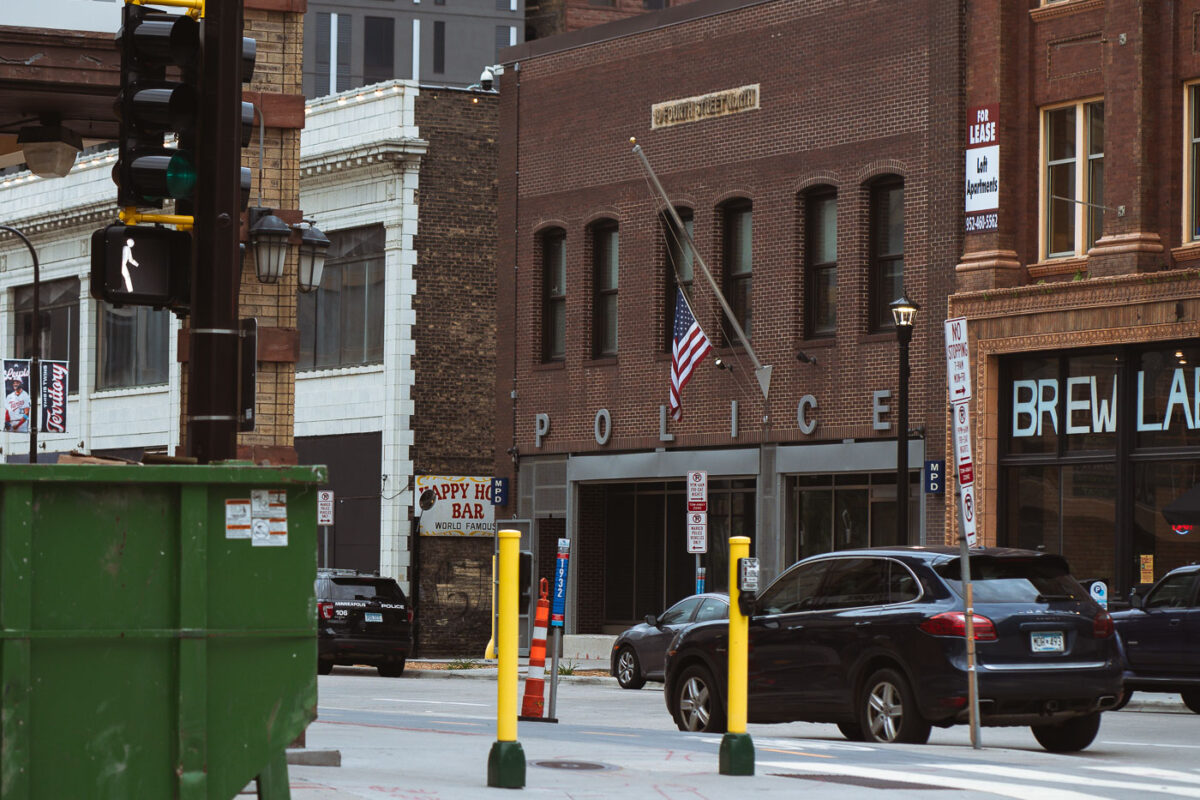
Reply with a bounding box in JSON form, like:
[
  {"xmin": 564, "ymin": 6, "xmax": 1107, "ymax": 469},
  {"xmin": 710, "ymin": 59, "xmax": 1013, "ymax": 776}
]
[
  {"xmin": 0, "ymin": 225, "xmax": 40, "ymax": 463},
  {"xmin": 891, "ymin": 293, "xmax": 919, "ymax": 544},
  {"xmin": 246, "ymin": 209, "xmax": 330, "ymax": 291}
]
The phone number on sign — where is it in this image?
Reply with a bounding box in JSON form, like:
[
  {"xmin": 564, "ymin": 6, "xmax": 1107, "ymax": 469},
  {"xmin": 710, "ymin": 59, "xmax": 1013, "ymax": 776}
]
[{"xmin": 966, "ymin": 213, "xmax": 998, "ymax": 232}]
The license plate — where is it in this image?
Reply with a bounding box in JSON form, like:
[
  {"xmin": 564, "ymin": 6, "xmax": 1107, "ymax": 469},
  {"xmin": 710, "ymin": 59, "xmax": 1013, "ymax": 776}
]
[
  {"xmin": 365, "ymin": 612, "xmax": 383, "ymax": 623},
  {"xmin": 1030, "ymin": 631, "xmax": 1064, "ymax": 653}
]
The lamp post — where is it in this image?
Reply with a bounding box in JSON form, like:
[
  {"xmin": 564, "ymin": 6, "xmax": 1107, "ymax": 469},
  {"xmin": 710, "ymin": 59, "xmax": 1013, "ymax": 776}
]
[
  {"xmin": 890, "ymin": 294, "xmax": 918, "ymax": 544},
  {"xmin": 0, "ymin": 225, "xmax": 40, "ymax": 463}
]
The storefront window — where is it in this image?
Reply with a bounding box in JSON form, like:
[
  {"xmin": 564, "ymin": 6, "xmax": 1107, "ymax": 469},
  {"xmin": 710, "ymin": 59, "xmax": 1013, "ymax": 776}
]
[
  {"xmin": 1133, "ymin": 461, "xmax": 1200, "ymax": 586},
  {"xmin": 1005, "ymin": 355, "xmax": 1058, "ymax": 455},
  {"xmin": 1136, "ymin": 346, "xmax": 1200, "ymax": 449},
  {"xmin": 789, "ymin": 472, "xmax": 914, "ymax": 563},
  {"xmin": 1064, "ymin": 353, "xmax": 1119, "ymax": 452}
]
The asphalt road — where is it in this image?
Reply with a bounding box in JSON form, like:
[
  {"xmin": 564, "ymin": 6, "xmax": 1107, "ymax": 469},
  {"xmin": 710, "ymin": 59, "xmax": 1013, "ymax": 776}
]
[{"xmin": 286, "ymin": 670, "xmax": 1200, "ymax": 799}]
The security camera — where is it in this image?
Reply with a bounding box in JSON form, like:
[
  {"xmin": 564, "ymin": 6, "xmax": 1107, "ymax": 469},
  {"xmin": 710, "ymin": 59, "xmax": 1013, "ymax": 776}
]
[{"xmin": 480, "ymin": 66, "xmax": 494, "ymax": 91}]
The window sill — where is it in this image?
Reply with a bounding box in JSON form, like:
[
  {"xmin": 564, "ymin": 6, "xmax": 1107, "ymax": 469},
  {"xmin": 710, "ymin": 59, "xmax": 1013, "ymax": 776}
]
[
  {"xmin": 1028, "ymin": 255, "xmax": 1088, "ymax": 280},
  {"xmin": 584, "ymin": 356, "xmax": 618, "ymax": 368},
  {"xmin": 296, "ymin": 363, "xmax": 385, "ymax": 379},
  {"xmin": 1171, "ymin": 241, "xmax": 1200, "ymax": 266},
  {"xmin": 91, "ymin": 383, "xmax": 169, "ymax": 398},
  {"xmin": 1030, "ymin": 0, "xmax": 1102, "ymax": 22},
  {"xmin": 532, "ymin": 360, "xmax": 565, "ymax": 372}
]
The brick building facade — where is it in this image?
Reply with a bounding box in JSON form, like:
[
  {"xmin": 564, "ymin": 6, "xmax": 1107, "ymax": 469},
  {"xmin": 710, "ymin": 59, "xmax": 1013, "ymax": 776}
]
[
  {"xmin": 496, "ymin": 0, "xmax": 964, "ymax": 633},
  {"xmin": 950, "ymin": 0, "xmax": 1200, "ymax": 597}
]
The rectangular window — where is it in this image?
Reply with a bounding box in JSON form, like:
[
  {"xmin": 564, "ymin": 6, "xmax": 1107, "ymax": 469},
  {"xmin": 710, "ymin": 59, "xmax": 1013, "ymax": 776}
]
[
  {"xmin": 13, "ymin": 278, "xmax": 79, "ymax": 393},
  {"xmin": 363, "ymin": 17, "xmax": 395, "ymax": 85},
  {"xmin": 297, "ymin": 226, "xmax": 385, "ymax": 371},
  {"xmin": 494, "ymin": 25, "xmax": 514, "ymax": 61},
  {"xmin": 542, "ymin": 230, "xmax": 566, "ymax": 362},
  {"xmin": 869, "ymin": 178, "xmax": 904, "ymax": 330},
  {"xmin": 1043, "ymin": 100, "xmax": 1104, "ymax": 259},
  {"xmin": 592, "ymin": 223, "xmax": 618, "ymax": 357},
  {"xmin": 96, "ymin": 304, "xmax": 169, "ymax": 390},
  {"xmin": 1188, "ymin": 85, "xmax": 1200, "ymax": 241},
  {"xmin": 432, "ymin": 20, "xmax": 445, "ymax": 74},
  {"xmin": 806, "ymin": 190, "xmax": 837, "ymax": 338},
  {"xmin": 722, "ymin": 202, "xmax": 752, "ymax": 344},
  {"xmin": 664, "ymin": 210, "xmax": 694, "ymax": 351}
]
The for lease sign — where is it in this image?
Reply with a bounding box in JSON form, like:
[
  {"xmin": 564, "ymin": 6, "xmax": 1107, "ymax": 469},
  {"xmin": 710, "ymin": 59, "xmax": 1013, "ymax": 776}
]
[{"xmin": 416, "ymin": 475, "xmax": 497, "ymax": 536}]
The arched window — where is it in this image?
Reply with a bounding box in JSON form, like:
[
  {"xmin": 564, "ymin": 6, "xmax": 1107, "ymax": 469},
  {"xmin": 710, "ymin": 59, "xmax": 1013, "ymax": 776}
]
[
  {"xmin": 804, "ymin": 187, "xmax": 837, "ymax": 338},
  {"xmin": 541, "ymin": 228, "xmax": 566, "ymax": 362},
  {"xmin": 721, "ymin": 199, "xmax": 752, "ymax": 344},
  {"xmin": 868, "ymin": 177, "xmax": 904, "ymax": 331}
]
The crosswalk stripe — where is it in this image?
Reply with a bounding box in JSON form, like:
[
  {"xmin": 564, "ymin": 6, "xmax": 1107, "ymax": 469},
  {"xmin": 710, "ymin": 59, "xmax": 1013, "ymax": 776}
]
[
  {"xmin": 1087, "ymin": 766, "xmax": 1200, "ymax": 786},
  {"xmin": 928, "ymin": 763, "xmax": 1200, "ymax": 798},
  {"xmin": 758, "ymin": 761, "xmax": 1105, "ymax": 800}
]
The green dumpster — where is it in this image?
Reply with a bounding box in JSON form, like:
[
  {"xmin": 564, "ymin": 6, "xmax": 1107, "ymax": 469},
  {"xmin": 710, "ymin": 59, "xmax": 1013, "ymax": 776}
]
[{"xmin": 0, "ymin": 462, "xmax": 326, "ymax": 800}]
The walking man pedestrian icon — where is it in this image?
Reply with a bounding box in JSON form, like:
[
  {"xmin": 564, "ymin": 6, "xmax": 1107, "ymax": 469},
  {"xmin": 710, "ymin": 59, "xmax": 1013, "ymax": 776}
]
[{"xmin": 120, "ymin": 237, "xmax": 139, "ymax": 292}]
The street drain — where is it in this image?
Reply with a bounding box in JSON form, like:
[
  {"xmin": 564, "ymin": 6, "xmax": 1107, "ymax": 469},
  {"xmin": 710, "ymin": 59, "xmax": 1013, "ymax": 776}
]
[
  {"xmin": 531, "ymin": 760, "xmax": 613, "ymax": 771},
  {"xmin": 771, "ymin": 773, "xmax": 949, "ymax": 790}
]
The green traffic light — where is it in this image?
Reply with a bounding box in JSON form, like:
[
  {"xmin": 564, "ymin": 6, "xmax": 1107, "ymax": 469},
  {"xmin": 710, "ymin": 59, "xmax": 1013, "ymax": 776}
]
[{"xmin": 165, "ymin": 151, "xmax": 197, "ymax": 199}]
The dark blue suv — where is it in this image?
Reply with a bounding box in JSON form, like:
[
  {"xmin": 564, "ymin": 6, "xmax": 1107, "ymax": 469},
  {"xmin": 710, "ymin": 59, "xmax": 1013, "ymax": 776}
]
[
  {"xmin": 1111, "ymin": 564, "xmax": 1200, "ymax": 713},
  {"xmin": 662, "ymin": 546, "xmax": 1123, "ymax": 752}
]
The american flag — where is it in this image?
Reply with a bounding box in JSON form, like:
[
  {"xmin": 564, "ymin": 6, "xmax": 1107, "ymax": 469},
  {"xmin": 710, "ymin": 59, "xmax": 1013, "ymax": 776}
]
[{"xmin": 669, "ymin": 288, "xmax": 712, "ymax": 421}]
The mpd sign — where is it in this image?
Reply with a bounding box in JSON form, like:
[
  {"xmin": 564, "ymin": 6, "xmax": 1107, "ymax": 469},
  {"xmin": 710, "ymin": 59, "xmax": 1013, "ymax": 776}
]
[{"xmin": 90, "ymin": 223, "xmax": 189, "ymax": 307}]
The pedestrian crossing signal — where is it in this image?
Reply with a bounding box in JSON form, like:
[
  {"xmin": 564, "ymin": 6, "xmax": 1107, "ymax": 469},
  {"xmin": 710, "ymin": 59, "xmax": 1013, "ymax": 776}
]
[{"xmin": 90, "ymin": 223, "xmax": 190, "ymax": 308}]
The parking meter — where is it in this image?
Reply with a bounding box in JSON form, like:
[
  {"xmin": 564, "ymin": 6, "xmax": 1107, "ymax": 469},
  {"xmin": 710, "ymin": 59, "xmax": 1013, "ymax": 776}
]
[{"xmin": 737, "ymin": 557, "xmax": 760, "ymax": 617}]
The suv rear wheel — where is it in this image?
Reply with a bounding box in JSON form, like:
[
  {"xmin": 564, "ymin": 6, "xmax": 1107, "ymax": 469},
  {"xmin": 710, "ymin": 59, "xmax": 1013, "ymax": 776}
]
[
  {"xmin": 1031, "ymin": 712, "xmax": 1101, "ymax": 752},
  {"xmin": 858, "ymin": 668, "xmax": 930, "ymax": 744},
  {"xmin": 377, "ymin": 659, "xmax": 406, "ymax": 678}
]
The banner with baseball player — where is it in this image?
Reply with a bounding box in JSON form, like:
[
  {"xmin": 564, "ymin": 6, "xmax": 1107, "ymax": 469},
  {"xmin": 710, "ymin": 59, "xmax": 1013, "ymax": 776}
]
[{"xmin": 3, "ymin": 359, "xmax": 32, "ymax": 432}]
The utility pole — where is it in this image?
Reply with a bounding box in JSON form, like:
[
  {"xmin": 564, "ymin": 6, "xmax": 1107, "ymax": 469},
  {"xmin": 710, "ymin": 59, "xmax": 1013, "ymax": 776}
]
[{"xmin": 188, "ymin": 0, "xmax": 246, "ymax": 462}]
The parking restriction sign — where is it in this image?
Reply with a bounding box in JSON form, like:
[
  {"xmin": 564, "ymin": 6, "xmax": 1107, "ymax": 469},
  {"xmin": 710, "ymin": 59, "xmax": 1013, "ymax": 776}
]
[
  {"xmin": 687, "ymin": 512, "xmax": 707, "ymax": 554},
  {"xmin": 317, "ymin": 490, "xmax": 334, "ymax": 526},
  {"xmin": 687, "ymin": 470, "xmax": 708, "ymax": 512}
]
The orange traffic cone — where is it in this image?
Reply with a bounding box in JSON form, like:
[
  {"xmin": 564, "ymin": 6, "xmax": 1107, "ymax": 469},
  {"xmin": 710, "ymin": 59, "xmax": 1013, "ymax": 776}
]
[{"xmin": 519, "ymin": 578, "xmax": 551, "ymax": 721}]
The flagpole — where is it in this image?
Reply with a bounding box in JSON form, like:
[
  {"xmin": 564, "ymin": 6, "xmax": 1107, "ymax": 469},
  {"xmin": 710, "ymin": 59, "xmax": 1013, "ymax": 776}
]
[{"xmin": 631, "ymin": 139, "xmax": 772, "ymax": 402}]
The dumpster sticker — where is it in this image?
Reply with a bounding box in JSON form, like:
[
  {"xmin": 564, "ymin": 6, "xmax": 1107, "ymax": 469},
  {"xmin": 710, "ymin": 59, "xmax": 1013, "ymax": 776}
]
[
  {"xmin": 225, "ymin": 498, "xmax": 251, "ymax": 539},
  {"xmin": 251, "ymin": 489, "xmax": 288, "ymax": 547}
]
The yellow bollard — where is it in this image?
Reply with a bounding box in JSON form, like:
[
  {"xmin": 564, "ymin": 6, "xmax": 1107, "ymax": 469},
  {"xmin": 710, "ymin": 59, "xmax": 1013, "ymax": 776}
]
[
  {"xmin": 484, "ymin": 554, "xmax": 497, "ymax": 659},
  {"xmin": 720, "ymin": 535, "xmax": 754, "ymax": 775},
  {"xmin": 487, "ymin": 529, "xmax": 525, "ymax": 787}
]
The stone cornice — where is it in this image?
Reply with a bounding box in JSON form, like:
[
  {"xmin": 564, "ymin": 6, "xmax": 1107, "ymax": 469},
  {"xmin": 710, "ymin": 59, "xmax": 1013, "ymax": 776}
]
[
  {"xmin": 300, "ymin": 140, "xmax": 429, "ymax": 179},
  {"xmin": 949, "ymin": 269, "xmax": 1200, "ymax": 321},
  {"xmin": 1030, "ymin": 0, "xmax": 1103, "ymax": 23},
  {"xmin": 0, "ymin": 200, "xmax": 117, "ymax": 241}
]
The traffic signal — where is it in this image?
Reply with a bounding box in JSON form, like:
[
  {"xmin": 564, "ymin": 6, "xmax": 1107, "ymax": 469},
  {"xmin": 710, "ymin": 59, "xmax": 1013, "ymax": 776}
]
[
  {"xmin": 90, "ymin": 223, "xmax": 190, "ymax": 308},
  {"xmin": 114, "ymin": 4, "xmax": 201, "ymax": 208}
]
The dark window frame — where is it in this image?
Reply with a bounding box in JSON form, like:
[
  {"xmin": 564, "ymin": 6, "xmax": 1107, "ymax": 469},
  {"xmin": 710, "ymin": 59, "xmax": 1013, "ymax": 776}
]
[
  {"xmin": 804, "ymin": 187, "xmax": 837, "ymax": 339},
  {"xmin": 363, "ymin": 16, "xmax": 395, "ymax": 85},
  {"xmin": 541, "ymin": 229, "xmax": 566, "ymax": 362},
  {"xmin": 663, "ymin": 208, "xmax": 695, "ymax": 352},
  {"xmin": 868, "ymin": 176, "xmax": 904, "ymax": 332},
  {"xmin": 297, "ymin": 225, "xmax": 386, "ymax": 371},
  {"xmin": 95, "ymin": 303, "xmax": 170, "ymax": 390},
  {"xmin": 591, "ymin": 221, "xmax": 619, "ymax": 358},
  {"xmin": 720, "ymin": 199, "xmax": 752, "ymax": 346},
  {"xmin": 13, "ymin": 277, "xmax": 80, "ymax": 393}
]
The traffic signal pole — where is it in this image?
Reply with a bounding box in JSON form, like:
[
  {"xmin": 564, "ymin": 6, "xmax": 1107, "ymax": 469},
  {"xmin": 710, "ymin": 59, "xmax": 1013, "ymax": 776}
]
[{"xmin": 188, "ymin": 0, "xmax": 244, "ymax": 462}]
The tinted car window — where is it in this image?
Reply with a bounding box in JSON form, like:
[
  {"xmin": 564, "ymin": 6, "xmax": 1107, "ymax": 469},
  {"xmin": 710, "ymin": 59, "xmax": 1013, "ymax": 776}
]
[
  {"xmin": 887, "ymin": 560, "xmax": 920, "ymax": 603},
  {"xmin": 934, "ymin": 556, "xmax": 1083, "ymax": 603},
  {"xmin": 329, "ymin": 577, "xmax": 406, "ymax": 603},
  {"xmin": 818, "ymin": 558, "xmax": 887, "ymax": 609},
  {"xmin": 659, "ymin": 596, "xmax": 702, "ymax": 625},
  {"xmin": 759, "ymin": 560, "xmax": 830, "ymax": 614},
  {"xmin": 1144, "ymin": 573, "xmax": 1197, "ymax": 610},
  {"xmin": 695, "ymin": 597, "xmax": 727, "ymax": 622}
]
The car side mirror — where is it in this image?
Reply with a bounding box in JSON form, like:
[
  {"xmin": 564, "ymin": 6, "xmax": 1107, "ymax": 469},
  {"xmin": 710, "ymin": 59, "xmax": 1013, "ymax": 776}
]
[{"xmin": 645, "ymin": 613, "xmax": 660, "ymax": 628}]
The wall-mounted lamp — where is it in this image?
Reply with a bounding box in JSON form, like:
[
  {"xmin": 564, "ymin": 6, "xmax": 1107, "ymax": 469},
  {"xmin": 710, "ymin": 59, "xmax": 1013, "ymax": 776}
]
[
  {"xmin": 246, "ymin": 207, "xmax": 330, "ymax": 291},
  {"xmin": 17, "ymin": 123, "xmax": 82, "ymax": 178},
  {"xmin": 244, "ymin": 103, "xmax": 330, "ymax": 290},
  {"xmin": 714, "ymin": 357, "xmax": 728, "ymax": 370},
  {"xmin": 796, "ymin": 350, "xmax": 818, "ymax": 365}
]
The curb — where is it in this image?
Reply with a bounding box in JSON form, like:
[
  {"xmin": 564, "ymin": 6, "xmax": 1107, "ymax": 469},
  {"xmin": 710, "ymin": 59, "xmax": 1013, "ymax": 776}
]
[{"xmin": 405, "ymin": 668, "xmax": 617, "ymax": 686}]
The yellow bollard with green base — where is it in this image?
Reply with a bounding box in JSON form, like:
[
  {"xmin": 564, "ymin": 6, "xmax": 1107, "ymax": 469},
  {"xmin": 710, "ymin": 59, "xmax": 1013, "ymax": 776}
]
[
  {"xmin": 487, "ymin": 529, "xmax": 526, "ymax": 788},
  {"xmin": 719, "ymin": 535, "xmax": 756, "ymax": 776}
]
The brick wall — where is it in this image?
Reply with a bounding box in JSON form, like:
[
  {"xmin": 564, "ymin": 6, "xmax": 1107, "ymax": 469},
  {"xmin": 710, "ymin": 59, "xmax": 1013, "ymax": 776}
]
[
  {"xmin": 497, "ymin": 0, "xmax": 961, "ymax": 545},
  {"xmin": 412, "ymin": 89, "xmax": 500, "ymax": 654}
]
